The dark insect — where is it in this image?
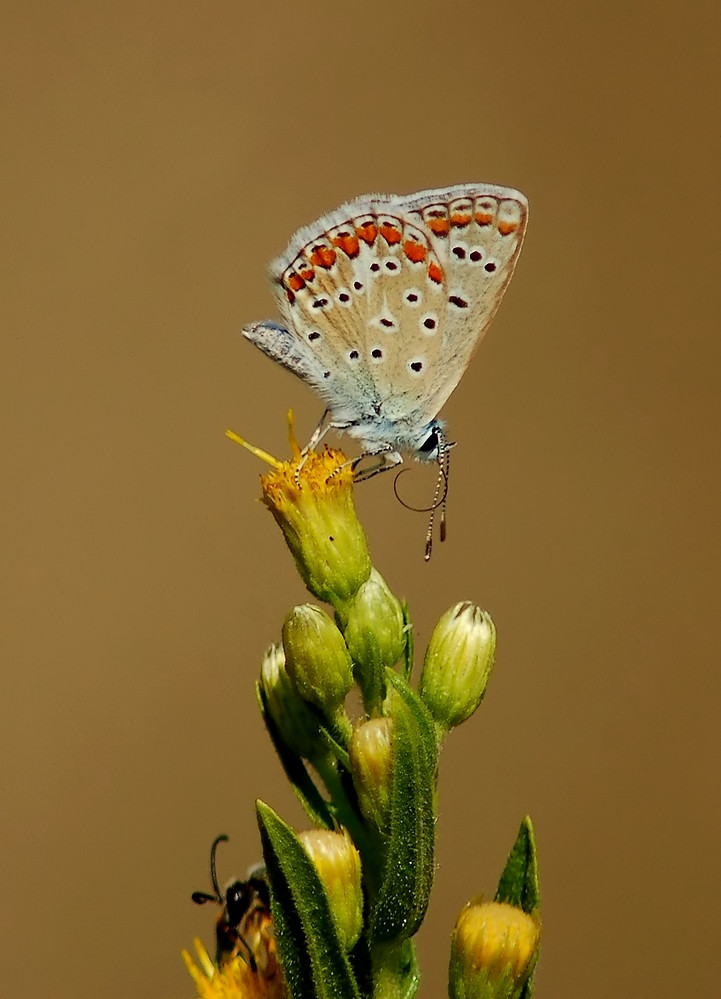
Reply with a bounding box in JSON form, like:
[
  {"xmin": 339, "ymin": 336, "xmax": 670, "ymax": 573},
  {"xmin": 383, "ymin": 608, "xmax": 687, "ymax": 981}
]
[{"xmin": 191, "ymin": 834, "xmax": 271, "ymax": 970}]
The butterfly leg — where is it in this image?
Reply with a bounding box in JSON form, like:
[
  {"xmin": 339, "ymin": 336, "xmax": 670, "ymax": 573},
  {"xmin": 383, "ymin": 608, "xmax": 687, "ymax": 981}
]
[
  {"xmin": 294, "ymin": 411, "xmax": 355, "ymax": 483},
  {"xmin": 301, "ymin": 409, "xmax": 332, "ymax": 456},
  {"xmin": 352, "ymin": 447, "xmax": 403, "ymax": 483}
]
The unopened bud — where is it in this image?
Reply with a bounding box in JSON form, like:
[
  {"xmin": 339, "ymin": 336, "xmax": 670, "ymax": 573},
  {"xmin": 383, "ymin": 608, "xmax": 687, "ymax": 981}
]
[
  {"xmin": 298, "ymin": 828, "xmax": 363, "ymax": 950},
  {"xmin": 449, "ymin": 900, "xmax": 539, "ymax": 999},
  {"xmin": 282, "ymin": 604, "xmax": 354, "ymax": 714},
  {"xmin": 259, "ymin": 643, "xmax": 324, "ymax": 760},
  {"xmin": 420, "ymin": 603, "xmax": 496, "ymax": 731},
  {"xmin": 341, "ymin": 569, "xmax": 406, "ymax": 709},
  {"xmin": 349, "ymin": 718, "xmax": 394, "ymax": 831}
]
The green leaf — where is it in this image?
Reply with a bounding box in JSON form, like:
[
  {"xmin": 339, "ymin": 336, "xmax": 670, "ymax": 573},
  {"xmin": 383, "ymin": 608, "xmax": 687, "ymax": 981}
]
[
  {"xmin": 256, "ymin": 800, "xmax": 361, "ymax": 999},
  {"xmin": 256, "ymin": 683, "xmax": 334, "ymax": 829},
  {"xmin": 369, "ymin": 677, "xmax": 436, "ymax": 941},
  {"xmin": 385, "ymin": 670, "xmax": 439, "ymax": 774},
  {"xmin": 495, "ymin": 815, "xmax": 540, "ymax": 914},
  {"xmin": 316, "ymin": 716, "xmax": 352, "ymax": 771}
]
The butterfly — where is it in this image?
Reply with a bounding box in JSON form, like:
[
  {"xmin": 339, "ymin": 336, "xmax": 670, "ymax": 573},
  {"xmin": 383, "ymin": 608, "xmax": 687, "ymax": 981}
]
[{"xmin": 243, "ymin": 183, "xmax": 528, "ymax": 556}]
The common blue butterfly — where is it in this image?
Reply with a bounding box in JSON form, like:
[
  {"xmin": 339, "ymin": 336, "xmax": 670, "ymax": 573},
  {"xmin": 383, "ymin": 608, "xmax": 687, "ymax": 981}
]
[{"xmin": 243, "ymin": 184, "xmax": 528, "ymax": 555}]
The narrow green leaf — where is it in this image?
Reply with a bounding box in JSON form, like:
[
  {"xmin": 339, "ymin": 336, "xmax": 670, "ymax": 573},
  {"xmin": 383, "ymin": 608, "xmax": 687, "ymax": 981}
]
[
  {"xmin": 495, "ymin": 815, "xmax": 540, "ymax": 914},
  {"xmin": 256, "ymin": 683, "xmax": 334, "ymax": 829},
  {"xmin": 369, "ymin": 680, "xmax": 435, "ymax": 941},
  {"xmin": 401, "ymin": 601, "xmax": 414, "ymax": 681},
  {"xmin": 256, "ymin": 800, "xmax": 361, "ymax": 999},
  {"xmin": 316, "ymin": 717, "xmax": 352, "ymax": 771},
  {"xmin": 385, "ymin": 670, "xmax": 439, "ymax": 774}
]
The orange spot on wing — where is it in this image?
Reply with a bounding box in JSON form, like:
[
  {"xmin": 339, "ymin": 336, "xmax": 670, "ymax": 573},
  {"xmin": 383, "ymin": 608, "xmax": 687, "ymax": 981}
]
[
  {"xmin": 404, "ymin": 240, "xmax": 428, "ymax": 263},
  {"xmin": 332, "ymin": 233, "xmax": 360, "ymax": 257},
  {"xmin": 428, "ymin": 261, "xmax": 444, "ymax": 284},
  {"xmin": 498, "ymin": 220, "xmax": 519, "ymax": 235},
  {"xmin": 298, "ymin": 265, "xmax": 315, "ymax": 282},
  {"xmin": 286, "ymin": 272, "xmax": 305, "ymax": 292},
  {"xmin": 309, "ymin": 245, "xmax": 337, "ymax": 268},
  {"xmin": 379, "ymin": 221, "xmax": 402, "ymax": 245},
  {"xmin": 450, "ymin": 212, "xmax": 472, "ymax": 227},
  {"xmin": 427, "ymin": 217, "xmax": 450, "ymax": 237},
  {"xmin": 476, "ymin": 210, "xmax": 494, "ymax": 226},
  {"xmin": 356, "ymin": 221, "xmax": 378, "ymax": 245}
]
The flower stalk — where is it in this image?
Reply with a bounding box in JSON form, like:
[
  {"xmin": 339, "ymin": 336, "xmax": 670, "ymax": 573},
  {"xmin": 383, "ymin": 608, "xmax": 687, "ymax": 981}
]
[{"xmin": 186, "ymin": 420, "xmax": 540, "ymax": 999}]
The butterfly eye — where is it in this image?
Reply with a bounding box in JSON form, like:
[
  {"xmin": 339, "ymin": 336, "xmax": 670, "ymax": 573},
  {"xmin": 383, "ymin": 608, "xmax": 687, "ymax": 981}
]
[{"xmin": 420, "ymin": 431, "xmax": 439, "ymax": 455}]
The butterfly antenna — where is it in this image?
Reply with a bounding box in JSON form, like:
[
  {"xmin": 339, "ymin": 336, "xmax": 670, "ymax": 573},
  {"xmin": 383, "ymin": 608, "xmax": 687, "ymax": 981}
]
[
  {"xmin": 440, "ymin": 432, "xmax": 452, "ymax": 544},
  {"xmin": 424, "ymin": 430, "xmax": 451, "ymax": 561}
]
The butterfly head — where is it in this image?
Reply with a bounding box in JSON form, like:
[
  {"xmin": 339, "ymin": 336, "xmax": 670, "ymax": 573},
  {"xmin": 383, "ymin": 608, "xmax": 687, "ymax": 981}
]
[
  {"xmin": 392, "ymin": 420, "xmax": 454, "ymax": 560},
  {"xmin": 415, "ymin": 421, "xmax": 446, "ymax": 463}
]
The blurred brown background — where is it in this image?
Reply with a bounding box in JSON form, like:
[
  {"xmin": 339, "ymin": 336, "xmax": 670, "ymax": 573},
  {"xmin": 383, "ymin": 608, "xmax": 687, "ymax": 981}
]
[{"xmin": 2, "ymin": 1, "xmax": 720, "ymax": 996}]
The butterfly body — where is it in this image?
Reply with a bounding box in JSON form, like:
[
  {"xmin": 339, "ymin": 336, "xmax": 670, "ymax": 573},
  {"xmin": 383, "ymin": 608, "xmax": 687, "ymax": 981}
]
[{"xmin": 243, "ymin": 183, "xmax": 528, "ymax": 464}]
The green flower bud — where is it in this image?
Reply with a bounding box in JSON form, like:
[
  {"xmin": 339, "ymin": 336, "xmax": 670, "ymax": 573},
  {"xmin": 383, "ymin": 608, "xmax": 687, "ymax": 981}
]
[
  {"xmin": 259, "ymin": 643, "xmax": 324, "ymax": 760},
  {"xmin": 449, "ymin": 900, "xmax": 540, "ymax": 999},
  {"xmin": 419, "ymin": 603, "xmax": 496, "ymax": 731},
  {"xmin": 282, "ymin": 604, "xmax": 354, "ymax": 715},
  {"xmin": 341, "ymin": 569, "xmax": 406, "ymax": 710},
  {"xmin": 349, "ymin": 717, "xmax": 394, "ymax": 831},
  {"xmin": 297, "ymin": 828, "xmax": 363, "ymax": 951},
  {"xmin": 260, "ymin": 444, "xmax": 371, "ymax": 605}
]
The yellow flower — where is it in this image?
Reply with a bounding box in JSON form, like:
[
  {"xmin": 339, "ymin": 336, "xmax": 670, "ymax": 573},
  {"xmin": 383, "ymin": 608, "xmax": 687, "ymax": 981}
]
[
  {"xmin": 349, "ymin": 717, "xmax": 394, "ymax": 831},
  {"xmin": 227, "ymin": 417, "xmax": 370, "ymax": 605},
  {"xmin": 183, "ymin": 922, "xmax": 286, "ymax": 999},
  {"xmin": 449, "ymin": 900, "xmax": 539, "ymax": 999},
  {"xmin": 297, "ymin": 828, "xmax": 364, "ymax": 950}
]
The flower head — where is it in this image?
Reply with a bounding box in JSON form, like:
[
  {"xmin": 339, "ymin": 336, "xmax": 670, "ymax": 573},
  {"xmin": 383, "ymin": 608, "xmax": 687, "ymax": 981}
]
[
  {"xmin": 297, "ymin": 828, "xmax": 363, "ymax": 951},
  {"xmin": 340, "ymin": 568, "xmax": 407, "ymax": 711},
  {"xmin": 449, "ymin": 900, "xmax": 539, "ymax": 999},
  {"xmin": 420, "ymin": 603, "xmax": 496, "ymax": 732},
  {"xmin": 227, "ymin": 421, "xmax": 370, "ymax": 605},
  {"xmin": 183, "ymin": 930, "xmax": 286, "ymax": 999},
  {"xmin": 258, "ymin": 643, "xmax": 325, "ymax": 761},
  {"xmin": 281, "ymin": 604, "xmax": 354, "ymax": 716},
  {"xmin": 349, "ymin": 717, "xmax": 394, "ymax": 831}
]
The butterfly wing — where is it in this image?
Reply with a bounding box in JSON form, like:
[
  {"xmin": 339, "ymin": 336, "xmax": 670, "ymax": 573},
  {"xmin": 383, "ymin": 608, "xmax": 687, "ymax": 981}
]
[
  {"xmin": 243, "ymin": 184, "xmax": 527, "ymax": 450},
  {"xmin": 395, "ymin": 184, "xmax": 528, "ymax": 421}
]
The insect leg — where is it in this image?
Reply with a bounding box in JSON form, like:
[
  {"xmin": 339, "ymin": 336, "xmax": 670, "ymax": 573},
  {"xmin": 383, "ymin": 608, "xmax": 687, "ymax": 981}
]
[{"xmin": 352, "ymin": 448, "xmax": 403, "ymax": 482}]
